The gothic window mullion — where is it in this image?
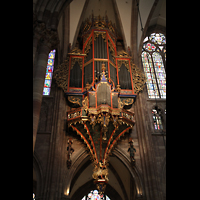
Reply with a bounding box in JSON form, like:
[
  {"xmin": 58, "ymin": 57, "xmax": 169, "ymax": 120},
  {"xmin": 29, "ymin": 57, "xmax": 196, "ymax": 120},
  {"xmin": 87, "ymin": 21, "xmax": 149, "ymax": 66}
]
[
  {"xmin": 142, "ymin": 33, "xmax": 166, "ymax": 99},
  {"xmin": 151, "ymin": 53, "xmax": 161, "ymax": 98}
]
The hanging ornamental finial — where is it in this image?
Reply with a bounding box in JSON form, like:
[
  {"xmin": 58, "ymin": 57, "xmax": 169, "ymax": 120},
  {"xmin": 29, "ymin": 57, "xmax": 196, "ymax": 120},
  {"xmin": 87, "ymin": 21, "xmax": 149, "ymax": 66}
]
[{"xmin": 101, "ymin": 63, "xmax": 106, "ymax": 72}]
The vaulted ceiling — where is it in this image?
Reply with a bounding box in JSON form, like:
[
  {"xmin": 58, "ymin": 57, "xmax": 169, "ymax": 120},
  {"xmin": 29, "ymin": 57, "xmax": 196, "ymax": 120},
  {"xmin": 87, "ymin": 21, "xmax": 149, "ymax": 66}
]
[{"xmin": 33, "ymin": 0, "xmax": 166, "ymax": 53}]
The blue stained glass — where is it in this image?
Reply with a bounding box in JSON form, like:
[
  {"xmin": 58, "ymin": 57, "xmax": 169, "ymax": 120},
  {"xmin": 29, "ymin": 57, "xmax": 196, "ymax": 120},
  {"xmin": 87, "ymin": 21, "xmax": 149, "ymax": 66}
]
[
  {"xmin": 43, "ymin": 50, "xmax": 56, "ymax": 96},
  {"xmin": 142, "ymin": 52, "xmax": 159, "ymax": 98},
  {"xmin": 43, "ymin": 88, "xmax": 51, "ymax": 95},
  {"xmin": 152, "ymin": 108, "xmax": 163, "ymax": 130},
  {"xmin": 149, "ymin": 33, "xmax": 166, "ymax": 45},
  {"xmin": 48, "ymin": 59, "xmax": 54, "ymax": 65},
  {"xmin": 44, "ymin": 79, "xmax": 51, "ymax": 88},
  {"xmin": 152, "ymin": 52, "xmax": 166, "ymax": 97},
  {"xmin": 142, "ymin": 33, "xmax": 166, "ymax": 99},
  {"xmin": 48, "ymin": 52, "xmax": 55, "ymax": 59}
]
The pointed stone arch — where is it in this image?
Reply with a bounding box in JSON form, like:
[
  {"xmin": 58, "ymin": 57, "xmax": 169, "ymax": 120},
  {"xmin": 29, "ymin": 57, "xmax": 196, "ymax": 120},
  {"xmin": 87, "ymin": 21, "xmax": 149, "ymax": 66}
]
[
  {"xmin": 62, "ymin": 144, "xmax": 145, "ymax": 200},
  {"xmin": 113, "ymin": 147, "xmax": 145, "ymax": 199},
  {"xmin": 33, "ymin": 152, "xmax": 44, "ymax": 197}
]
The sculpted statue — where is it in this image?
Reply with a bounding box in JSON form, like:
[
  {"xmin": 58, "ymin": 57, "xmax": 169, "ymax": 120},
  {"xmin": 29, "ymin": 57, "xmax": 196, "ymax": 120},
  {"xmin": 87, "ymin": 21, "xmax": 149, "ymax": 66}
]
[
  {"xmin": 128, "ymin": 138, "xmax": 136, "ymax": 162},
  {"xmin": 92, "ymin": 161, "xmax": 109, "ymax": 182}
]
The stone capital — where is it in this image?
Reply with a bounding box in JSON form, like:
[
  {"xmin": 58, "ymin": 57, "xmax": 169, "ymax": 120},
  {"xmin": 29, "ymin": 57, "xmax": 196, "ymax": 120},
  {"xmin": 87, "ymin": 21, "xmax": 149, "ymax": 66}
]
[
  {"xmin": 33, "ymin": 22, "xmax": 46, "ymax": 40},
  {"xmin": 33, "ymin": 20, "xmax": 59, "ymax": 50},
  {"xmin": 39, "ymin": 28, "xmax": 59, "ymax": 50}
]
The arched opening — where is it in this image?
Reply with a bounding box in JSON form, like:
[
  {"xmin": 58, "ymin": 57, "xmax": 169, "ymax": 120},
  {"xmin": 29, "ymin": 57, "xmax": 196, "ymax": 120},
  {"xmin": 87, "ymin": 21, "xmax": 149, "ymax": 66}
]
[
  {"xmin": 81, "ymin": 189, "xmax": 111, "ymax": 200},
  {"xmin": 33, "ymin": 167, "xmax": 37, "ymax": 195},
  {"xmin": 66, "ymin": 149, "xmax": 142, "ymax": 200},
  {"xmin": 33, "ymin": 153, "xmax": 43, "ymax": 199}
]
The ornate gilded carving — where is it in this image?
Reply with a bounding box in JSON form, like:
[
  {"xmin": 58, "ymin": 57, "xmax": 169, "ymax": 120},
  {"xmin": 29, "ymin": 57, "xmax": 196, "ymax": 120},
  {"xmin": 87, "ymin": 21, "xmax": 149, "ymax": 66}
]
[
  {"xmin": 118, "ymin": 98, "xmax": 123, "ymax": 109},
  {"xmin": 71, "ymin": 57, "xmax": 83, "ymax": 70},
  {"xmin": 68, "ymin": 47, "xmax": 86, "ymax": 57},
  {"xmin": 117, "ymin": 60, "xmax": 129, "ymax": 71},
  {"xmin": 84, "ymin": 36, "xmax": 92, "ymax": 56},
  {"xmin": 116, "ymin": 84, "xmax": 121, "ymax": 93},
  {"xmin": 89, "ymin": 114, "xmax": 97, "ymax": 129},
  {"xmin": 122, "ymin": 98, "xmax": 134, "ymax": 106},
  {"xmin": 68, "ymin": 96, "xmax": 81, "ymax": 106},
  {"xmin": 53, "ymin": 58, "xmax": 69, "ymax": 92},
  {"xmin": 94, "ymin": 31, "xmax": 107, "ymax": 42},
  {"xmin": 101, "ymin": 63, "xmax": 106, "ymax": 72},
  {"xmin": 108, "ymin": 20, "xmax": 116, "ymax": 35},
  {"xmin": 94, "ymin": 16, "xmax": 106, "ymax": 29},
  {"xmin": 97, "ymin": 112, "xmax": 110, "ymax": 127},
  {"xmin": 131, "ymin": 62, "xmax": 146, "ymax": 94},
  {"xmin": 81, "ymin": 14, "xmax": 117, "ymax": 37},
  {"xmin": 82, "ymin": 18, "xmax": 92, "ymax": 34},
  {"xmin": 92, "ymin": 162, "xmax": 109, "ymax": 182},
  {"xmin": 82, "ymin": 96, "xmax": 89, "ymax": 113},
  {"xmin": 70, "ymin": 47, "xmax": 82, "ymax": 54},
  {"xmin": 117, "ymin": 50, "xmax": 130, "ymax": 57},
  {"xmin": 117, "ymin": 98, "xmax": 134, "ymax": 109}
]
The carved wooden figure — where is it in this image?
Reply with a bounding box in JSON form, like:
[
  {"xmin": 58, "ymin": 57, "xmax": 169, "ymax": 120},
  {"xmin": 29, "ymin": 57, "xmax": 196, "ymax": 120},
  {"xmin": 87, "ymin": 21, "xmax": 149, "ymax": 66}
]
[
  {"xmin": 67, "ymin": 138, "xmax": 74, "ymax": 169},
  {"xmin": 128, "ymin": 138, "xmax": 136, "ymax": 162}
]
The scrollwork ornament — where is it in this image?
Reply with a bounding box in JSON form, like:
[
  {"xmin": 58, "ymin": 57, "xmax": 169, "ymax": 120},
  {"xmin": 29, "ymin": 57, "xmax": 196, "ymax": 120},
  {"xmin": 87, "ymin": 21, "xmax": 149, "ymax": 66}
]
[
  {"xmin": 53, "ymin": 58, "xmax": 69, "ymax": 92},
  {"xmin": 131, "ymin": 62, "xmax": 146, "ymax": 94},
  {"xmin": 71, "ymin": 57, "xmax": 83, "ymax": 70},
  {"xmin": 68, "ymin": 96, "xmax": 81, "ymax": 106},
  {"xmin": 82, "ymin": 96, "xmax": 89, "ymax": 113}
]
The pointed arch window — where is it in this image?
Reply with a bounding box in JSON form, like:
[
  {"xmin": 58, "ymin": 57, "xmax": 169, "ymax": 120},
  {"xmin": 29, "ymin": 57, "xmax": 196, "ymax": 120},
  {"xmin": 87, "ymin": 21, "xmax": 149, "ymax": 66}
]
[
  {"xmin": 43, "ymin": 49, "xmax": 56, "ymax": 95},
  {"xmin": 142, "ymin": 33, "xmax": 166, "ymax": 98},
  {"xmin": 152, "ymin": 107, "xmax": 163, "ymax": 131}
]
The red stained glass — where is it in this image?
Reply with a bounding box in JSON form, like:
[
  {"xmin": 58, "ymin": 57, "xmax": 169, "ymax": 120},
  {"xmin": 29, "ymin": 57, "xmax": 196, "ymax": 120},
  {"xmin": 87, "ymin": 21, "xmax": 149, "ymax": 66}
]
[
  {"xmin": 142, "ymin": 33, "xmax": 166, "ymax": 99},
  {"xmin": 43, "ymin": 50, "xmax": 56, "ymax": 95}
]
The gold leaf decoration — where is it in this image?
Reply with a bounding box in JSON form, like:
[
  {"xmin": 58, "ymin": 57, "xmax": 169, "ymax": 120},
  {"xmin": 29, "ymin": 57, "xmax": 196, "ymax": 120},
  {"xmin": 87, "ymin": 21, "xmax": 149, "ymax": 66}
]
[
  {"xmin": 53, "ymin": 58, "xmax": 69, "ymax": 92},
  {"xmin": 71, "ymin": 57, "xmax": 83, "ymax": 70},
  {"xmin": 131, "ymin": 62, "xmax": 146, "ymax": 94},
  {"xmin": 68, "ymin": 96, "xmax": 81, "ymax": 106}
]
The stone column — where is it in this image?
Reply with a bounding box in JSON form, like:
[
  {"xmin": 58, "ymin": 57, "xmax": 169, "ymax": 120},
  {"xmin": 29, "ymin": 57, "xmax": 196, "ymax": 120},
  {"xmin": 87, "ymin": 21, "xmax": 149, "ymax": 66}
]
[
  {"xmin": 33, "ymin": 22, "xmax": 46, "ymax": 76},
  {"xmin": 33, "ymin": 29, "xmax": 59, "ymax": 152}
]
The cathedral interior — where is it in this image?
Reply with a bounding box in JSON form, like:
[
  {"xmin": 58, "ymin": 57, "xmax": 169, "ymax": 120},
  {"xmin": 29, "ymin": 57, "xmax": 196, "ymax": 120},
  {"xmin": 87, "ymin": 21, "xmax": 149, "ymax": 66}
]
[{"xmin": 33, "ymin": 0, "xmax": 166, "ymax": 200}]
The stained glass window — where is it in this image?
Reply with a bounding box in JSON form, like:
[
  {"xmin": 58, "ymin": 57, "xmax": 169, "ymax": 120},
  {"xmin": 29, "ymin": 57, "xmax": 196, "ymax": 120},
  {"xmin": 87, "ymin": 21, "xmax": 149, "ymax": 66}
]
[
  {"xmin": 43, "ymin": 49, "xmax": 56, "ymax": 95},
  {"xmin": 81, "ymin": 190, "xmax": 111, "ymax": 200},
  {"xmin": 152, "ymin": 52, "xmax": 166, "ymax": 98},
  {"xmin": 152, "ymin": 108, "xmax": 163, "ymax": 130},
  {"xmin": 142, "ymin": 33, "xmax": 166, "ymax": 98},
  {"xmin": 142, "ymin": 52, "xmax": 159, "ymax": 98}
]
